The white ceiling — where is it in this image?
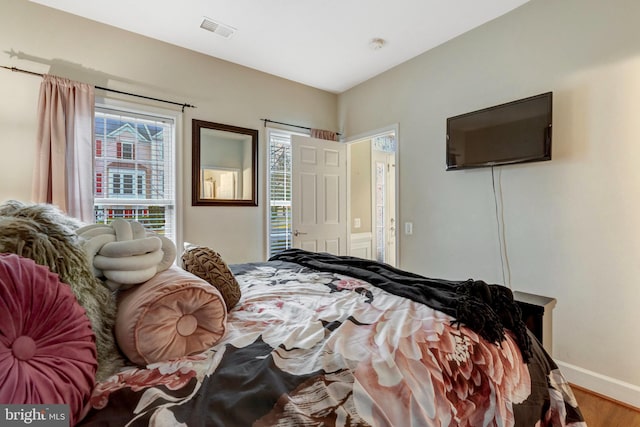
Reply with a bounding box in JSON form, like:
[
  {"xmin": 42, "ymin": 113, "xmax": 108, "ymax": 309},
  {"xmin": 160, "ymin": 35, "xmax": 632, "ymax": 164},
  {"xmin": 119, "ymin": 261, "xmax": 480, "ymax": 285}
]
[{"xmin": 30, "ymin": 0, "xmax": 530, "ymax": 94}]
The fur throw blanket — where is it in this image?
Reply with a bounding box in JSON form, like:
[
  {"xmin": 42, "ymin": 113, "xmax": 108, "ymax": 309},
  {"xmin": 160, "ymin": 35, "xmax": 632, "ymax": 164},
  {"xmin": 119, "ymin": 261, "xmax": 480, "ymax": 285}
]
[{"xmin": 0, "ymin": 200, "xmax": 124, "ymax": 380}]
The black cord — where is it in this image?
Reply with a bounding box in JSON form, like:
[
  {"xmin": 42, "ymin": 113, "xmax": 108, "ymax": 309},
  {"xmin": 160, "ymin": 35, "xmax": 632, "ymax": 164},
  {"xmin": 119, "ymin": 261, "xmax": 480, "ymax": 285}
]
[
  {"xmin": 491, "ymin": 166, "xmax": 511, "ymax": 288},
  {"xmin": 497, "ymin": 169, "xmax": 511, "ymax": 286}
]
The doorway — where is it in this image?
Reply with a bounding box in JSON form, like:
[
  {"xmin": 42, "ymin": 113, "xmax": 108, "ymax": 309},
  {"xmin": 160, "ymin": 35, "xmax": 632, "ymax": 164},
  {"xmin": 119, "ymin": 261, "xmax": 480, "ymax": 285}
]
[
  {"xmin": 266, "ymin": 126, "xmax": 398, "ymax": 264},
  {"xmin": 347, "ymin": 127, "xmax": 398, "ymax": 266}
]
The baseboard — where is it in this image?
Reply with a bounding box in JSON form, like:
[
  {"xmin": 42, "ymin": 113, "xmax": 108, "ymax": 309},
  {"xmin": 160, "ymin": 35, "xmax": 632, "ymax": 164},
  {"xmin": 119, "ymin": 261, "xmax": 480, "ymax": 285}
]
[{"xmin": 556, "ymin": 360, "xmax": 640, "ymax": 409}]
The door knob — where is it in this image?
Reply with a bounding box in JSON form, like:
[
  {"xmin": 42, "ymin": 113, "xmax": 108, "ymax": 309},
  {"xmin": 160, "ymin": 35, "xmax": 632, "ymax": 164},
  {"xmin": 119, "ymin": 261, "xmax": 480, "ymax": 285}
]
[{"xmin": 293, "ymin": 230, "xmax": 307, "ymax": 236}]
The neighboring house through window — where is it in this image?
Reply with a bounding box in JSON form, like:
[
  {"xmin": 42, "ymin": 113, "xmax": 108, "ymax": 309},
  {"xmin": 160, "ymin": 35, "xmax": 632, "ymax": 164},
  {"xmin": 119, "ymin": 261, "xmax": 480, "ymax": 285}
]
[{"xmin": 93, "ymin": 106, "xmax": 176, "ymax": 241}]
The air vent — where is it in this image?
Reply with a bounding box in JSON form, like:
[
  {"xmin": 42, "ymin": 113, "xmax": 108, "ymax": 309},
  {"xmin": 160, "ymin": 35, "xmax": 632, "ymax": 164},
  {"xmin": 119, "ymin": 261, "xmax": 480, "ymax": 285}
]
[{"xmin": 200, "ymin": 17, "xmax": 236, "ymax": 39}]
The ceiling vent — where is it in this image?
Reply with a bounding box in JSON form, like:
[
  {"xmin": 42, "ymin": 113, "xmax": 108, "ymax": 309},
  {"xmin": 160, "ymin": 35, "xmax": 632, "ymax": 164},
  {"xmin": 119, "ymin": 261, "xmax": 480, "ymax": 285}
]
[{"xmin": 200, "ymin": 17, "xmax": 236, "ymax": 39}]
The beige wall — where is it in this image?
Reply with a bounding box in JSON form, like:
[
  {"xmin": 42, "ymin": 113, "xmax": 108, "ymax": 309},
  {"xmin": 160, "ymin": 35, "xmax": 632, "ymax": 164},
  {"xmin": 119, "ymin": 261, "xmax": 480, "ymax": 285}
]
[
  {"xmin": 349, "ymin": 140, "xmax": 372, "ymax": 233},
  {"xmin": 339, "ymin": 0, "xmax": 640, "ymax": 404},
  {"xmin": 0, "ymin": 0, "xmax": 337, "ymax": 264}
]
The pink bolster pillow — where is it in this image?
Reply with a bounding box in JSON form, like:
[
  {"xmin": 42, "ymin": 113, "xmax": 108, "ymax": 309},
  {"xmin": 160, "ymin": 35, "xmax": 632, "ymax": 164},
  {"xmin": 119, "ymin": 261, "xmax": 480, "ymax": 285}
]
[
  {"xmin": 0, "ymin": 253, "xmax": 97, "ymax": 426},
  {"xmin": 115, "ymin": 266, "xmax": 227, "ymax": 365}
]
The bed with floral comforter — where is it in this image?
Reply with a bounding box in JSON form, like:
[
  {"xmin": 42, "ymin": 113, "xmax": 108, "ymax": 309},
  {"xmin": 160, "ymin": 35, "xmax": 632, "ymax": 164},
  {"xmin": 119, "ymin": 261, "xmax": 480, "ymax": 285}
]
[{"xmin": 80, "ymin": 250, "xmax": 586, "ymax": 426}]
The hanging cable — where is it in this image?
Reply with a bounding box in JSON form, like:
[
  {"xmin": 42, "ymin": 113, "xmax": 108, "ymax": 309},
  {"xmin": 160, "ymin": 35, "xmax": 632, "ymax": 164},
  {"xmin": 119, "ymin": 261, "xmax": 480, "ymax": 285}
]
[
  {"xmin": 1, "ymin": 65, "xmax": 196, "ymax": 112},
  {"xmin": 491, "ymin": 166, "xmax": 512, "ymax": 288}
]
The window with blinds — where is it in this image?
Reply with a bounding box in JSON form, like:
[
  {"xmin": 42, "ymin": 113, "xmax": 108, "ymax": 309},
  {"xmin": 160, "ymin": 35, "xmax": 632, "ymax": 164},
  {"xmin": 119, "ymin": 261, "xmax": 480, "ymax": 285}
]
[
  {"xmin": 94, "ymin": 107, "xmax": 176, "ymax": 241},
  {"xmin": 268, "ymin": 129, "xmax": 294, "ymax": 256}
]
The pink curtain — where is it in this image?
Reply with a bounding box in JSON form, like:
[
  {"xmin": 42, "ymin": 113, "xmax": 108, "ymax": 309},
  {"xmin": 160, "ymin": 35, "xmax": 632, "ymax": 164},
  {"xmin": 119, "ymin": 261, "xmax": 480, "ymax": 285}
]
[
  {"xmin": 32, "ymin": 75, "xmax": 95, "ymax": 222},
  {"xmin": 310, "ymin": 128, "xmax": 339, "ymax": 141}
]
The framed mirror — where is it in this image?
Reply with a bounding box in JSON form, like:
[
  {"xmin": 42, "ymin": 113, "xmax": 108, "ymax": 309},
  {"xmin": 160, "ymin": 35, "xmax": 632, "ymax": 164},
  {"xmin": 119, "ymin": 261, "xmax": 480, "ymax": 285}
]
[{"xmin": 192, "ymin": 120, "xmax": 258, "ymax": 206}]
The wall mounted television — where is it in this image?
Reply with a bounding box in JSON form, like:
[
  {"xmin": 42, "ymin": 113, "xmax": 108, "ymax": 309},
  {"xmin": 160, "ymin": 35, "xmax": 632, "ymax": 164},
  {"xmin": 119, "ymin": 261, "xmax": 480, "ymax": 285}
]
[{"xmin": 446, "ymin": 92, "xmax": 552, "ymax": 171}]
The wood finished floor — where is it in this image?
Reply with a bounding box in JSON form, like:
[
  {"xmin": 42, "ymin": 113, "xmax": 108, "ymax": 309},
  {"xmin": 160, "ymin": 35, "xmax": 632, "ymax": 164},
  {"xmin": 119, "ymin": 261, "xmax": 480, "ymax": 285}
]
[{"xmin": 572, "ymin": 385, "xmax": 640, "ymax": 427}]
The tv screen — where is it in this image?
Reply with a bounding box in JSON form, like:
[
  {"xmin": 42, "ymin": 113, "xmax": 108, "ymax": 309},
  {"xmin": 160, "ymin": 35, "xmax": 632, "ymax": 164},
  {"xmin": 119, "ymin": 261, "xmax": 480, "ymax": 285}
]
[{"xmin": 446, "ymin": 92, "xmax": 552, "ymax": 170}]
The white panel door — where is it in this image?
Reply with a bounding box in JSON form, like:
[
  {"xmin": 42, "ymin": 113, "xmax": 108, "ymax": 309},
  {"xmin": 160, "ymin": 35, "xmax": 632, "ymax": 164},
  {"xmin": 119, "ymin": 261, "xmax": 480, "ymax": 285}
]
[{"xmin": 292, "ymin": 136, "xmax": 347, "ymax": 255}]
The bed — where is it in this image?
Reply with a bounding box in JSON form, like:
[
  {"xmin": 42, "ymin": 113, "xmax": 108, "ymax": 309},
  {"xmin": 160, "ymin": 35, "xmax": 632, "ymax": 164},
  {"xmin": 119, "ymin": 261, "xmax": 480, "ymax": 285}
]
[{"xmin": 77, "ymin": 248, "xmax": 586, "ymax": 427}]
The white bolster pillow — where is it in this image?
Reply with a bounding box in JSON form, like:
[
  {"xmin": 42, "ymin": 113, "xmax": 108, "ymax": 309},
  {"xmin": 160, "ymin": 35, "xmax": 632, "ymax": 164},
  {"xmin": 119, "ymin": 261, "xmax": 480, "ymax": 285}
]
[
  {"xmin": 77, "ymin": 224, "xmax": 115, "ymax": 240},
  {"xmin": 156, "ymin": 235, "xmax": 177, "ymax": 272},
  {"xmin": 100, "ymin": 236, "xmax": 162, "ymax": 258},
  {"xmin": 80, "ymin": 233, "xmax": 116, "ymax": 277},
  {"xmin": 93, "ymin": 250, "xmax": 164, "ymax": 271}
]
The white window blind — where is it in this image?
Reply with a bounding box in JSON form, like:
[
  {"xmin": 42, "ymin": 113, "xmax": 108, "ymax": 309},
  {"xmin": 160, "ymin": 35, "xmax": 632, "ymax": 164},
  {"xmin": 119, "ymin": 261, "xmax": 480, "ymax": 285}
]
[
  {"xmin": 94, "ymin": 106, "xmax": 176, "ymax": 241},
  {"xmin": 268, "ymin": 129, "xmax": 294, "ymax": 256}
]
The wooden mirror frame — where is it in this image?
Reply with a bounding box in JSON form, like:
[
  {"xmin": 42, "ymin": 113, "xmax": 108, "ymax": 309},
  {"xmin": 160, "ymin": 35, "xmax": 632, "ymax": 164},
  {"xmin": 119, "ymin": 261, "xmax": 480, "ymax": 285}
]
[{"xmin": 192, "ymin": 119, "xmax": 258, "ymax": 206}]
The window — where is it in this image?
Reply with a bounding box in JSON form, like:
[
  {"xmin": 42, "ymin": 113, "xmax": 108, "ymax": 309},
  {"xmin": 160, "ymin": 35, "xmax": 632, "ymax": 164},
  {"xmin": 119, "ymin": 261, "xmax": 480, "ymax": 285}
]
[
  {"xmin": 94, "ymin": 106, "xmax": 176, "ymax": 240},
  {"xmin": 96, "ymin": 173, "xmax": 103, "ymax": 195},
  {"xmin": 108, "ymin": 168, "xmax": 146, "ymax": 197},
  {"xmin": 267, "ymin": 128, "xmax": 295, "ymax": 257},
  {"xmin": 118, "ymin": 141, "xmax": 134, "ymax": 160}
]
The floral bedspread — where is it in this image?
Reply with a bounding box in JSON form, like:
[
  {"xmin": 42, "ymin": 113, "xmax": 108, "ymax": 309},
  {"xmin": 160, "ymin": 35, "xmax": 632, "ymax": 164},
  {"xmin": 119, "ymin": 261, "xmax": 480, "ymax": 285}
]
[{"xmin": 80, "ymin": 260, "xmax": 586, "ymax": 427}]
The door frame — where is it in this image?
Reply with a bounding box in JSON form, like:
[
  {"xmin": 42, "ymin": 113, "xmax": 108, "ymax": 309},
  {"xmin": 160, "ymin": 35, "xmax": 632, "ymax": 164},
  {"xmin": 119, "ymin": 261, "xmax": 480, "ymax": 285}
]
[{"xmin": 345, "ymin": 124, "xmax": 400, "ymax": 265}]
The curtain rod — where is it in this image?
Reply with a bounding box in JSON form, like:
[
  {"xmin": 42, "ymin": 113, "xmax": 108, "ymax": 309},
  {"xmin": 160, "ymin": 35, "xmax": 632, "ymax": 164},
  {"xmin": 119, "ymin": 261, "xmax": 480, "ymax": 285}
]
[
  {"xmin": 261, "ymin": 118, "xmax": 341, "ymax": 136},
  {"xmin": 1, "ymin": 65, "xmax": 196, "ymax": 112}
]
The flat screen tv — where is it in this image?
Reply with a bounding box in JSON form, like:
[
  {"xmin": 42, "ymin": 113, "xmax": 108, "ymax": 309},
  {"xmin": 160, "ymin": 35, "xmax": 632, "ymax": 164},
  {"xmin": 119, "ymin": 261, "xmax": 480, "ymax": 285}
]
[{"xmin": 446, "ymin": 92, "xmax": 552, "ymax": 170}]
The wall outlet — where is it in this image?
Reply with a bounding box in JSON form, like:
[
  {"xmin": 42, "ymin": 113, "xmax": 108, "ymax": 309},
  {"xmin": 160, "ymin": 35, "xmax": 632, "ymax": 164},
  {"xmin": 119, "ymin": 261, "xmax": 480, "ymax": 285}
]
[{"xmin": 404, "ymin": 222, "xmax": 413, "ymax": 235}]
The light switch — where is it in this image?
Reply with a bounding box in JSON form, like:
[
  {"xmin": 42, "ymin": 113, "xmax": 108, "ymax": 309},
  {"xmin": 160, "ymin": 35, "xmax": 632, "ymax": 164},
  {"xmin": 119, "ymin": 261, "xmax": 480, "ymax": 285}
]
[
  {"xmin": 354, "ymin": 218, "xmax": 361, "ymax": 228},
  {"xmin": 404, "ymin": 222, "xmax": 413, "ymax": 235}
]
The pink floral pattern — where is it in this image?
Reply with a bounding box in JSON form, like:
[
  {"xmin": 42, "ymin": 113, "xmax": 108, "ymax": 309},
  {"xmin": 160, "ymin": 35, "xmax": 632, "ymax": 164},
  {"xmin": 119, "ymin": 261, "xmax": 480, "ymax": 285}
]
[
  {"xmin": 89, "ymin": 354, "xmax": 206, "ymax": 409},
  {"xmin": 81, "ymin": 262, "xmax": 584, "ymax": 427},
  {"xmin": 321, "ymin": 292, "xmax": 531, "ymax": 426}
]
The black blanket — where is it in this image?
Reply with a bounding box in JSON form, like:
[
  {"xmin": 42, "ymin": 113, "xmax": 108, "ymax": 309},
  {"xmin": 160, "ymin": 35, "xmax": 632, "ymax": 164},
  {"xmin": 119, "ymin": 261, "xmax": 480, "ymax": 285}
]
[{"xmin": 270, "ymin": 248, "xmax": 532, "ymax": 361}]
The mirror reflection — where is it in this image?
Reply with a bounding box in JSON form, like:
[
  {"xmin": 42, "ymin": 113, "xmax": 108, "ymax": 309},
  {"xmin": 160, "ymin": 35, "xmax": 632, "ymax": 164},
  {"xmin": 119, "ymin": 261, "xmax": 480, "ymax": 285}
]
[{"xmin": 192, "ymin": 120, "xmax": 258, "ymax": 206}]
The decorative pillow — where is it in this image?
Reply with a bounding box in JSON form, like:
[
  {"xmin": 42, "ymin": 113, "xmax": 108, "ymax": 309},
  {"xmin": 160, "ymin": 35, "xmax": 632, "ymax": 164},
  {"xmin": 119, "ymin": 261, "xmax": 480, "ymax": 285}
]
[
  {"xmin": 181, "ymin": 245, "xmax": 241, "ymax": 310},
  {"xmin": 0, "ymin": 200, "xmax": 123, "ymax": 381},
  {"xmin": 76, "ymin": 219, "xmax": 178, "ymax": 291},
  {"xmin": 115, "ymin": 266, "xmax": 227, "ymax": 366},
  {"xmin": 0, "ymin": 253, "xmax": 97, "ymax": 426}
]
